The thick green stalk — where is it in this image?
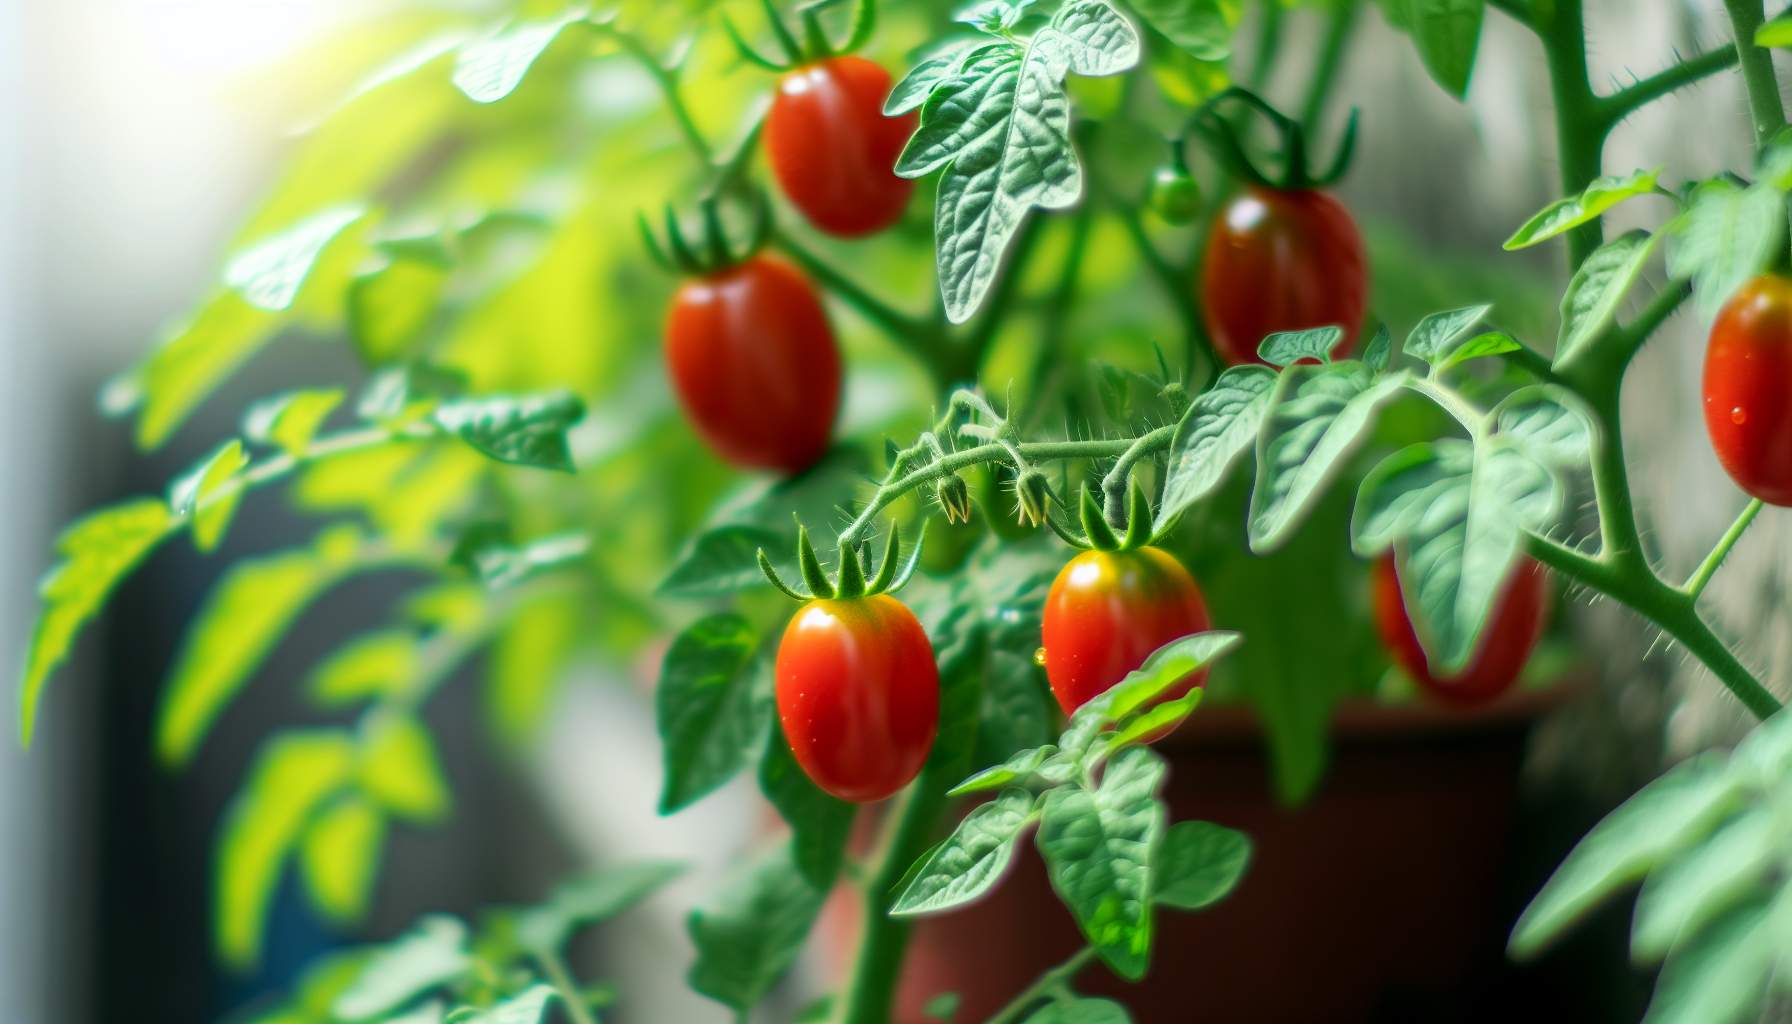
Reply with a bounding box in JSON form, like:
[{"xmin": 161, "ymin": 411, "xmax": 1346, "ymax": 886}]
[
  {"xmin": 1723, "ymin": 0, "xmax": 1787, "ymax": 150},
  {"xmin": 1300, "ymin": 0, "xmax": 1360, "ymax": 134},
  {"xmin": 1533, "ymin": 0, "xmax": 1606, "ymax": 268},
  {"xmin": 984, "ymin": 947, "xmax": 1099, "ymax": 1024}
]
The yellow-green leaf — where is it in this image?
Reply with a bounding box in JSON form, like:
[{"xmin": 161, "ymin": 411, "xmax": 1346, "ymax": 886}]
[
  {"xmin": 359, "ymin": 713, "xmax": 451, "ymax": 823},
  {"xmin": 244, "ymin": 389, "xmax": 345, "ymax": 456},
  {"xmin": 489, "ymin": 595, "xmax": 579, "ymax": 744},
  {"xmin": 299, "ymin": 796, "xmax": 386, "ymax": 922},
  {"xmin": 168, "ymin": 439, "xmax": 249, "ymax": 552},
  {"xmin": 310, "ymin": 629, "xmax": 420, "ymax": 707},
  {"xmin": 349, "ymin": 255, "xmax": 448, "ymax": 366}
]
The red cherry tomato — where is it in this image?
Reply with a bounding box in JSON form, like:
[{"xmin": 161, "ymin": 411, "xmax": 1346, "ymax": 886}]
[
  {"xmin": 1704, "ymin": 273, "xmax": 1792, "ymax": 505},
  {"xmin": 766, "ymin": 56, "xmax": 918, "ymax": 238},
  {"xmin": 775, "ymin": 594, "xmax": 940, "ymax": 803},
  {"xmin": 1372, "ymin": 555, "xmax": 1548, "ymax": 707},
  {"xmin": 664, "ymin": 254, "xmax": 840, "ymax": 475},
  {"xmin": 1041, "ymin": 548, "xmax": 1211, "ymax": 737},
  {"xmin": 1200, "ymin": 186, "xmax": 1367, "ymax": 366}
]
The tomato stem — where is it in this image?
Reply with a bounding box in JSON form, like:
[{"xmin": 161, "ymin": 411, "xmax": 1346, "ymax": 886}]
[
  {"xmin": 535, "ymin": 949, "xmax": 600, "ymax": 1024},
  {"xmin": 1299, "ymin": 0, "xmax": 1360, "ymax": 137},
  {"xmin": 1723, "ymin": 0, "xmax": 1788, "ymax": 152},
  {"xmin": 1684, "ymin": 499, "xmax": 1765, "ymax": 599},
  {"xmin": 982, "ymin": 946, "xmax": 1098, "ymax": 1024},
  {"xmin": 1594, "ymin": 43, "xmax": 1740, "ymax": 131}
]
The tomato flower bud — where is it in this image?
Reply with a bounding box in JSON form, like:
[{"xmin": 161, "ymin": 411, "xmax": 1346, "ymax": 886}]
[
  {"xmin": 935, "ymin": 472, "xmax": 973, "ymax": 525},
  {"xmin": 1014, "ymin": 468, "xmax": 1053, "ymax": 529}
]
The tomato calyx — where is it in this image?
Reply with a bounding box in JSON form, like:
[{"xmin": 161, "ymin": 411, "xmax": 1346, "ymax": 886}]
[
  {"xmin": 723, "ymin": 0, "xmax": 876, "ymax": 71},
  {"xmin": 1046, "ymin": 478, "xmax": 1155, "ymax": 552},
  {"xmin": 1189, "ymin": 86, "xmax": 1359, "ymax": 191},
  {"xmin": 757, "ymin": 520, "xmax": 926, "ymax": 601},
  {"xmin": 638, "ymin": 190, "xmax": 771, "ymax": 277}
]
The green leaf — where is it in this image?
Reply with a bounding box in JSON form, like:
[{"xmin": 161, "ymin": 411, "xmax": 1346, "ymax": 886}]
[
  {"xmin": 445, "ymin": 985, "xmax": 557, "ymax": 1024},
  {"xmin": 1756, "ymin": 13, "xmax": 1792, "ymax": 47},
  {"xmin": 488, "ymin": 595, "xmax": 580, "ymax": 745},
  {"xmin": 1027, "ymin": 998, "xmax": 1133, "ymax": 1023},
  {"xmin": 1435, "ymin": 330, "xmax": 1520, "ymax": 372},
  {"xmin": 1362, "ymin": 324, "xmax": 1392, "ymax": 371},
  {"xmin": 760, "ymin": 721, "xmax": 855, "ymax": 888},
  {"xmin": 349, "ymin": 254, "xmax": 448, "ymax": 367},
  {"xmin": 923, "ymin": 992, "xmax": 961, "ymax": 1021},
  {"xmin": 224, "ymin": 205, "xmax": 370, "ymax": 312},
  {"xmin": 19, "ymin": 498, "xmax": 172, "ymax": 746},
  {"xmin": 1667, "ymin": 178, "xmax": 1786, "ymax": 318},
  {"xmin": 1123, "ymin": 0, "xmax": 1239, "ymax": 60},
  {"xmin": 1642, "ymin": 898, "xmax": 1777, "ymax": 1024},
  {"xmin": 515, "ymin": 861, "xmax": 686, "ymax": 952},
  {"xmin": 1631, "ymin": 807, "xmax": 1775, "ymax": 962},
  {"xmin": 1153, "ymin": 820, "xmax": 1251, "ymax": 910},
  {"xmin": 310, "ymin": 629, "xmax": 419, "ymax": 707},
  {"xmin": 1403, "ymin": 304, "xmax": 1491, "ymax": 364},
  {"xmin": 334, "ymin": 915, "xmax": 473, "ymax": 1020},
  {"xmin": 299, "ymin": 795, "xmax": 386, "ymax": 923},
  {"xmin": 1248, "ymin": 362, "xmax": 1406, "ymax": 552},
  {"xmin": 891, "ymin": 788, "xmax": 1037, "ymax": 915},
  {"xmin": 1353, "ymin": 438, "xmax": 1559, "ymax": 673},
  {"xmin": 1036, "ymin": 746, "xmax": 1166, "ymax": 980},
  {"xmin": 451, "ymin": 529, "xmax": 591, "ymax": 589},
  {"xmin": 244, "ymin": 389, "xmax": 344, "ymax": 457},
  {"xmin": 948, "ymin": 744, "xmax": 1062, "ymax": 797},
  {"xmin": 1378, "ymin": 0, "xmax": 1485, "ymax": 97},
  {"xmin": 217, "ymin": 730, "xmax": 357, "ymax": 967},
  {"xmin": 1504, "ymin": 168, "xmax": 1662, "ymax": 250},
  {"xmin": 157, "ymin": 531, "xmax": 365, "ymax": 765},
  {"xmin": 453, "ymin": 9, "xmax": 591, "ymax": 103},
  {"xmin": 1106, "ymin": 687, "xmax": 1203, "ymax": 748},
  {"xmin": 1060, "ymin": 632, "xmax": 1241, "ymax": 756},
  {"xmin": 1510, "ymin": 753, "xmax": 1742, "ymax": 958},
  {"xmin": 656, "ymin": 614, "xmax": 770, "ymax": 813},
  {"xmin": 1555, "ymin": 229, "xmax": 1657, "ymax": 368},
  {"xmin": 1490, "ymin": 385, "xmax": 1595, "ymax": 468},
  {"xmin": 887, "ymin": 43, "xmax": 988, "ymax": 116},
  {"xmin": 658, "ymin": 526, "xmax": 785, "ymax": 599},
  {"xmin": 358, "ymin": 712, "xmax": 451, "ymax": 823},
  {"xmin": 895, "ymin": 1, "xmax": 1141, "ymax": 323},
  {"xmin": 433, "ymin": 391, "xmax": 585, "ymax": 471},
  {"xmin": 168, "ymin": 439, "xmax": 249, "ymax": 551},
  {"xmin": 1256, "ymin": 326, "xmax": 1342, "ymax": 367},
  {"xmin": 360, "ymin": 362, "xmax": 468, "ymax": 424},
  {"xmin": 686, "ymin": 844, "xmax": 827, "ymax": 1011}
]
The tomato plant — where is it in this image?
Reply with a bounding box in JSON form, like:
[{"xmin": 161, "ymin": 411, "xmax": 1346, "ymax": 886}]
[{"xmin": 16, "ymin": 0, "xmax": 1792, "ymax": 1020}]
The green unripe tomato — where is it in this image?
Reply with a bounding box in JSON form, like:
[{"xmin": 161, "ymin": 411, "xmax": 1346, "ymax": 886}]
[{"xmin": 1148, "ymin": 165, "xmax": 1201, "ymax": 224}]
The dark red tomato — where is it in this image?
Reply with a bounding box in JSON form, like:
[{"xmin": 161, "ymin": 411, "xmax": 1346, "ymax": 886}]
[
  {"xmin": 1041, "ymin": 548, "xmax": 1211, "ymax": 735},
  {"xmin": 1704, "ymin": 273, "xmax": 1792, "ymax": 505},
  {"xmin": 1200, "ymin": 186, "xmax": 1367, "ymax": 366},
  {"xmin": 776, "ymin": 594, "xmax": 939, "ymax": 803},
  {"xmin": 664, "ymin": 254, "xmax": 840, "ymax": 475},
  {"xmin": 1372, "ymin": 555, "xmax": 1548, "ymax": 707},
  {"xmin": 766, "ymin": 56, "xmax": 917, "ymax": 238}
]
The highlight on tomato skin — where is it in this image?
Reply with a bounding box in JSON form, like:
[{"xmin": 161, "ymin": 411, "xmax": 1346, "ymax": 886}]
[
  {"xmin": 1372, "ymin": 555, "xmax": 1549, "ymax": 707},
  {"xmin": 663, "ymin": 253, "xmax": 841, "ymax": 475},
  {"xmin": 767, "ymin": 55, "xmax": 918, "ymax": 239},
  {"xmin": 1703, "ymin": 273, "xmax": 1792, "ymax": 506},
  {"xmin": 1200, "ymin": 186, "xmax": 1367, "ymax": 367},
  {"xmin": 774, "ymin": 593, "xmax": 940, "ymax": 803},
  {"xmin": 1040, "ymin": 547, "xmax": 1211, "ymax": 739}
]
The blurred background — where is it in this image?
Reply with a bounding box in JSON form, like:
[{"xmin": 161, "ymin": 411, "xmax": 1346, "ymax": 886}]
[{"xmin": 2, "ymin": 1, "xmax": 1788, "ymax": 1022}]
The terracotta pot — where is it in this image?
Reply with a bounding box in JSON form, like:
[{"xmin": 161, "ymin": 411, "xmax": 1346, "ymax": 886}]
[{"xmin": 879, "ymin": 680, "xmax": 1588, "ymax": 1023}]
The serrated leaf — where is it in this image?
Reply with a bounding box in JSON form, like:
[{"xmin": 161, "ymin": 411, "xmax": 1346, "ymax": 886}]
[
  {"xmin": 360, "ymin": 362, "xmax": 468, "ymax": 424},
  {"xmin": 1363, "ymin": 324, "xmax": 1392, "ymax": 371},
  {"xmin": 1510, "ymin": 753, "xmax": 1741, "ymax": 958},
  {"xmin": 1036, "ymin": 746, "xmax": 1166, "ymax": 980},
  {"xmin": 1642, "ymin": 898, "xmax": 1777, "ymax": 1024},
  {"xmin": 948, "ymin": 744, "xmax": 1059, "ymax": 796},
  {"xmin": 217, "ymin": 730, "xmax": 357, "ymax": 967},
  {"xmin": 516, "ymin": 861, "xmax": 685, "ymax": 952},
  {"xmin": 157, "ymin": 532, "xmax": 364, "ymax": 764},
  {"xmin": 686, "ymin": 844, "xmax": 826, "ymax": 1011},
  {"xmin": 19, "ymin": 498, "xmax": 172, "ymax": 746},
  {"xmin": 1257, "ymin": 326, "xmax": 1342, "ymax": 367},
  {"xmin": 1161, "ymin": 365, "xmax": 1275, "ymax": 534},
  {"xmin": 1403, "ymin": 304, "xmax": 1491, "ymax": 364},
  {"xmin": 1105, "ymin": 687, "xmax": 1202, "ymax": 748},
  {"xmin": 658, "ymin": 526, "xmax": 786, "ymax": 598},
  {"xmin": 1435, "ymin": 330, "xmax": 1520, "ymax": 372},
  {"xmin": 891, "ymin": 788, "xmax": 1037, "ymax": 915},
  {"xmin": 445, "ymin": 985, "xmax": 558, "ymax": 1024},
  {"xmin": 1556, "ymin": 229, "xmax": 1656, "ymax": 368},
  {"xmin": 1631, "ymin": 807, "xmax": 1775, "ymax": 962},
  {"xmin": 358, "ymin": 712, "xmax": 451, "ymax": 823},
  {"xmin": 1060, "ymin": 632, "xmax": 1241, "ymax": 756},
  {"xmin": 1379, "ymin": 0, "xmax": 1484, "ymax": 97},
  {"xmin": 1027, "ymin": 998, "xmax": 1132, "ymax": 1023},
  {"xmin": 452, "ymin": 529, "xmax": 591, "ymax": 589},
  {"xmin": 1125, "ymin": 0, "xmax": 1238, "ymax": 60},
  {"xmin": 1491, "ymin": 385, "xmax": 1594, "ymax": 468},
  {"xmin": 224, "ymin": 205, "xmax": 370, "ymax": 312},
  {"xmin": 896, "ymin": 1, "xmax": 1140, "ymax": 322},
  {"xmin": 310, "ymin": 629, "xmax": 419, "ymax": 707},
  {"xmin": 1668, "ymin": 179, "xmax": 1785, "ymax": 318},
  {"xmin": 452, "ymin": 8, "xmax": 591, "ymax": 103},
  {"xmin": 656, "ymin": 615, "xmax": 769, "ymax": 813},
  {"xmin": 887, "ymin": 44, "xmax": 985, "ymax": 115},
  {"xmin": 168, "ymin": 439, "xmax": 248, "ymax": 551},
  {"xmin": 1249, "ymin": 362, "xmax": 1406, "ymax": 552},
  {"xmin": 433, "ymin": 391, "xmax": 584, "ymax": 471},
  {"xmin": 244, "ymin": 389, "xmax": 344, "ymax": 456},
  {"xmin": 760, "ymin": 721, "xmax": 855, "ymax": 888},
  {"xmin": 299, "ymin": 795, "xmax": 385, "ymax": 923},
  {"xmin": 334, "ymin": 915, "xmax": 473, "ymax": 1020},
  {"xmin": 1505, "ymin": 168, "xmax": 1661, "ymax": 249},
  {"xmin": 1153, "ymin": 820, "xmax": 1250, "ymax": 910}
]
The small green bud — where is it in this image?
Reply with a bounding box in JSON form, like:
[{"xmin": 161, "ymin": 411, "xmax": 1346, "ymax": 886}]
[
  {"xmin": 1147, "ymin": 165, "xmax": 1201, "ymax": 225},
  {"xmin": 1013, "ymin": 468, "xmax": 1054, "ymax": 529},
  {"xmin": 935, "ymin": 473, "xmax": 974, "ymax": 525}
]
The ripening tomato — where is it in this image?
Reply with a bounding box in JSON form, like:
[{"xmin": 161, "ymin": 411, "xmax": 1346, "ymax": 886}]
[
  {"xmin": 1200, "ymin": 186, "xmax": 1367, "ymax": 366},
  {"xmin": 776, "ymin": 594, "xmax": 939, "ymax": 803},
  {"xmin": 1704, "ymin": 273, "xmax": 1792, "ymax": 505},
  {"xmin": 766, "ymin": 56, "xmax": 917, "ymax": 238},
  {"xmin": 1041, "ymin": 548, "xmax": 1212, "ymax": 732},
  {"xmin": 1372, "ymin": 555, "xmax": 1548, "ymax": 707},
  {"xmin": 664, "ymin": 254, "xmax": 840, "ymax": 475}
]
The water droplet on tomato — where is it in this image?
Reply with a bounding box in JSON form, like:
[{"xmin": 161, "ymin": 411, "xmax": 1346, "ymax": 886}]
[
  {"xmin": 1733, "ymin": 406, "xmax": 1748, "ymax": 425},
  {"xmin": 1033, "ymin": 646, "xmax": 1048, "ymax": 666}
]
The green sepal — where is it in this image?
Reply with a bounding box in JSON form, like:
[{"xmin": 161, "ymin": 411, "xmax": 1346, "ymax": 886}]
[
  {"xmin": 834, "ymin": 542, "xmax": 867, "ymax": 599},
  {"xmin": 1079, "ymin": 485, "xmax": 1120, "ymax": 550},
  {"xmin": 865, "ymin": 524, "xmax": 904, "ymax": 594},
  {"xmin": 1191, "ymin": 87, "xmax": 1358, "ymax": 190},
  {"xmin": 1122, "ymin": 477, "xmax": 1153, "ymax": 549},
  {"xmin": 795, "ymin": 524, "xmax": 836, "ymax": 599},
  {"xmin": 756, "ymin": 549, "xmax": 810, "ymax": 601},
  {"xmin": 881, "ymin": 520, "xmax": 928, "ymax": 595}
]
